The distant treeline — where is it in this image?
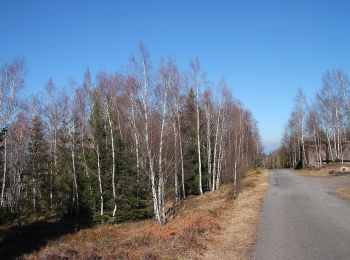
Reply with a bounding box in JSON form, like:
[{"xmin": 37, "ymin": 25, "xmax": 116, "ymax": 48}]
[{"xmin": 278, "ymin": 69, "xmax": 350, "ymax": 168}]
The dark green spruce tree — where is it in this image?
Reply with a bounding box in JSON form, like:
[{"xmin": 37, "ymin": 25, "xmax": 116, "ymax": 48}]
[{"xmin": 27, "ymin": 115, "xmax": 49, "ymax": 213}]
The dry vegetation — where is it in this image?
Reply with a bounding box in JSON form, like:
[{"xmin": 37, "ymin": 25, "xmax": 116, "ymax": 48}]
[
  {"xmin": 294, "ymin": 163, "xmax": 350, "ymax": 177},
  {"xmin": 202, "ymin": 169, "xmax": 268, "ymax": 260},
  {"xmin": 24, "ymin": 169, "xmax": 269, "ymax": 260},
  {"xmin": 335, "ymin": 186, "xmax": 350, "ymax": 201}
]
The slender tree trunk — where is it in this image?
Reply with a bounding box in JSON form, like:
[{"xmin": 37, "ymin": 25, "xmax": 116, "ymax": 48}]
[
  {"xmin": 293, "ymin": 144, "xmax": 296, "ymax": 167},
  {"xmin": 173, "ymin": 122, "xmax": 179, "ymax": 205},
  {"xmin": 333, "ymin": 132, "xmax": 337, "ymax": 160},
  {"xmin": 212, "ymin": 109, "xmax": 221, "ymax": 191},
  {"xmin": 130, "ymin": 93, "xmax": 141, "ymax": 207},
  {"xmin": 196, "ymin": 80, "xmax": 203, "ymax": 195},
  {"xmin": 49, "ymin": 124, "xmax": 57, "ymax": 209},
  {"xmin": 337, "ymin": 128, "xmax": 341, "ymax": 160},
  {"xmin": 317, "ymin": 136, "xmax": 322, "ymax": 167},
  {"xmin": 80, "ymin": 130, "xmax": 92, "ymax": 195},
  {"xmin": 106, "ymin": 102, "xmax": 117, "ymax": 217},
  {"xmin": 327, "ymin": 133, "xmax": 333, "ymax": 162},
  {"xmin": 301, "ymin": 132, "xmax": 307, "ymax": 167},
  {"xmin": 96, "ymin": 144, "xmax": 104, "ymax": 218},
  {"xmin": 216, "ymin": 130, "xmax": 224, "ymax": 188},
  {"xmin": 0, "ymin": 138, "xmax": 7, "ymax": 207},
  {"xmin": 49, "ymin": 162, "xmax": 53, "ymax": 208},
  {"xmin": 70, "ymin": 124, "xmax": 79, "ymax": 214},
  {"xmin": 206, "ymin": 103, "xmax": 212, "ymax": 190},
  {"xmin": 176, "ymin": 103, "xmax": 185, "ymax": 199},
  {"xmin": 233, "ymin": 161, "xmax": 237, "ymax": 198},
  {"xmin": 141, "ymin": 61, "xmax": 160, "ymax": 223},
  {"xmin": 131, "ymin": 93, "xmax": 140, "ymax": 176},
  {"xmin": 53, "ymin": 126, "xmax": 57, "ymax": 202},
  {"xmin": 157, "ymin": 79, "xmax": 168, "ymax": 225},
  {"xmin": 313, "ymin": 130, "xmax": 319, "ymax": 167},
  {"xmin": 297, "ymin": 139, "xmax": 301, "ymax": 163}
]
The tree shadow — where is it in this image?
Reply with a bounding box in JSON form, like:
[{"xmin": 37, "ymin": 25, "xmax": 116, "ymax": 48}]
[{"xmin": 0, "ymin": 219, "xmax": 83, "ymax": 259}]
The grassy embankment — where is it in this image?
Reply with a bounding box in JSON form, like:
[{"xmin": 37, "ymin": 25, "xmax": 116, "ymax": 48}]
[
  {"xmin": 294, "ymin": 163, "xmax": 349, "ymax": 177},
  {"xmin": 3, "ymin": 169, "xmax": 269, "ymax": 259}
]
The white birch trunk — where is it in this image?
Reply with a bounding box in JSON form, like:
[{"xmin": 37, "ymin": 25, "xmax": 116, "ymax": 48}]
[
  {"xmin": 173, "ymin": 122, "xmax": 178, "ymax": 205},
  {"xmin": 70, "ymin": 119, "xmax": 79, "ymax": 214},
  {"xmin": 96, "ymin": 145, "xmax": 104, "ymax": 218},
  {"xmin": 317, "ymin": 136, "xmax": 322, "ymax": 167},
  {"xmin": 212, "ymin": 108, "xmax": 221, "ymax": 191},
  {"xmin": 313, "ymin": 130, "xmax": 319, "ymax": 167},
  {"xmin": 49, "ymin": 163, "xmax": 53, "ymax": 209},
  {"xmin": 205, "ymin": 100, "xmax": 212, "ymax": 190},
  {"xmin": 141, "ymin": 59, "xmax": 160, "ymax": 222},
  {"xmin": 0, "ymin": 138, "xmax": 7, "ymax": 207},
  {"xmin": 195, "ymin": 71, "xmax": 203, "ymax": 195},
  {"xmin": 216, "ymin": 129, "xmax": 224, "ymax": 189},
  {"xmin": 337, "ymin": 128, "xmax": 341, "ymax": 160},
  {"xmin": 157, "ymin": 74, "xmax": 168, "ymax": 225},
  {"xmin": 233, "ymin": 161, "xmax": 237, "ymax": 198},
  {"xmin": 71, "ymin": 141, "xmax": 79, "ymax": 213},
  {"xmin": 196, "ymin": 105, "xmax": 203, "ymax": 194},
  {"xmin": 301, "ymin": 130, "xmax": 307, "ymax": 167},
  {"xmin": 333, "ymin": 131, "xmax": 337, "ymax": 160},
  {"xmin": 176, "ymin": 102, "xmax": 185, "ymax": 199},
  {"xmin": 106, "ymin": 101, "xmax": 117, "ymax": 217},
  {"xmin": 326, "ymin": 133, "xmax": 333, "ymax": 162},
  {"xmin": 131, "ymin": 93, "xmax": 140, "ymax": 176}
]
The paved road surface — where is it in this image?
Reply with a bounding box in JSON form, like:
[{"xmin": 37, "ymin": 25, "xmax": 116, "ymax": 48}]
[{"xmin": 252, "ymin": 169, "xmax": 350, "ymax": 260}]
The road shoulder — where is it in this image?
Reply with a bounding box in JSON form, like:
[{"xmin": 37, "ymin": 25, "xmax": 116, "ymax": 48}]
[
  {"xmin": 293, "ymin": 166, "xmax": 350, "ymax": 202},
  {"xmin": 202, "ymin": 169, "xmax": 269, "ymax": 259}
]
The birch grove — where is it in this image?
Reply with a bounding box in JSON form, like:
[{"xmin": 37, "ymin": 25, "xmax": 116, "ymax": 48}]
[
  {"xmin": 0, "ymin": 45, "xmax": 262, "ymax": 225},
  {"xmin": 0, "ymin": 59, "xmax": 24, "ymax": 207},
  {"xmin": 279, "ymin": 69, "xmax": 350, "ymax": 168}
]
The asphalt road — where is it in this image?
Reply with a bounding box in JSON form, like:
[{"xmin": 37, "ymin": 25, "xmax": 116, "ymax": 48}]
[{"xmin": 252, "ymin": 169, "xmax": 350, "ymax": 260}]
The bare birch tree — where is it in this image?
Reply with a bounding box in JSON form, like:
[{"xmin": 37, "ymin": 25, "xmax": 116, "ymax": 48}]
[
  {"xmin": 204, "ymin": 89, "xmax": 213, "ymax": 189},
  {"xmin": 131, "ymin": 43, "xmax": 160, "ymax": 223},
  {"xmin": 190, "ymin": 59, "xmax": 203, "ymax": 195},
  {"xmin": 0, "ymin": 59, "xmax": 24, "ymax": 207}
]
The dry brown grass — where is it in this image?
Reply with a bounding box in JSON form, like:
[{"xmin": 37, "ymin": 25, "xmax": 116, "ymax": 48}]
[
  {"xmin": 294, "ymin": 164, "xmax": 348, "ymax": 177},
  {"xmin": 335, "ymin": 186, "xmax": 350, "ymax": 201},
  {"xmin": 25, "ymin": 169, "xmax": 269, "ymax": 260},
  {"xmin": 241, "ymin": 177, "xmax": 258, "ymax": 188},
  {"xmin": 202, "ymin": 169, "xmax": 269, "ymax": 259}
]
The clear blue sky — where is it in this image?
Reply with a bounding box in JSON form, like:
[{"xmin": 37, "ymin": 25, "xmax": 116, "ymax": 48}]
[{"xmin": 1, "ymin": 0, "xmax": 350, "ymax": 153}]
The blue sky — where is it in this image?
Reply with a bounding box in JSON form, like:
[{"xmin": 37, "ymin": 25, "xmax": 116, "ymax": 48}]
[{"xmin": 1, "ymin": 0, "xmax": 350, "ymax": 153}]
